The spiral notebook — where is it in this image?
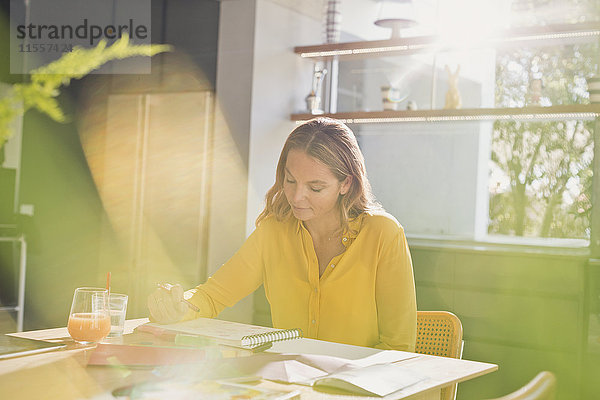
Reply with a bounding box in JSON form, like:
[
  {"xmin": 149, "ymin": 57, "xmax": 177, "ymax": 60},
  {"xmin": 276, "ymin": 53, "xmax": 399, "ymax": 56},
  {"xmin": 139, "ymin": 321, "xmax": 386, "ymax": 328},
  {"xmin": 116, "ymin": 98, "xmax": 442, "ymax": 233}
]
[{"xmin": 139, "ymin": 318, "xmax": 302, "ymax": 350}]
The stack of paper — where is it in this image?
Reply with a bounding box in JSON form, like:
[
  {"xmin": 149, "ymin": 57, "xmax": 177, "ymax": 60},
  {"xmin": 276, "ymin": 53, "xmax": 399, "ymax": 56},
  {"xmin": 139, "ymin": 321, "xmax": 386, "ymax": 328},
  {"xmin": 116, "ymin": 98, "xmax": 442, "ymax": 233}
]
[{"xmin": 220, "ymin": 350, "xmax": 427, "ymax": 397}]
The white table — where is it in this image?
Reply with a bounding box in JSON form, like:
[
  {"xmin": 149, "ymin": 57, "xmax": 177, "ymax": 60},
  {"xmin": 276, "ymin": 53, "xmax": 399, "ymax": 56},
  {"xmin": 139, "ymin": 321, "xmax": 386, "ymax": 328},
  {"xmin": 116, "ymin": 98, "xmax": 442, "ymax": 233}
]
[{"xmin": 1, "ymin": 319, "xmax": 497, "ymax": 399}]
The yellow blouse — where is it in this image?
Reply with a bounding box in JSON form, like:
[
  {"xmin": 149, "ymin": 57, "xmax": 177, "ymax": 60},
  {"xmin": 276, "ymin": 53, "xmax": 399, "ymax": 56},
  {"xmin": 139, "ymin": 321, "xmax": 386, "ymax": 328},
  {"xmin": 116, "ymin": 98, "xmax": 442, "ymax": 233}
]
[{"xmin": 185, "ymin": 211, "xmax": 417, "ymax": 351}]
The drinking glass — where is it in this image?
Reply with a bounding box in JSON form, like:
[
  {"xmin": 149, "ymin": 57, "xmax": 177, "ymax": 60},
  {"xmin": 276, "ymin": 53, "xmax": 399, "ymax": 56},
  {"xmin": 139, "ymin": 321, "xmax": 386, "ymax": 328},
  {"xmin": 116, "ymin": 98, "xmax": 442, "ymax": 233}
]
[
  {"xmin": 67, "ymin": 287, "xmax": 111, "ymax": 344},
  {"xmin": 108, "ymin": 293, "xmax": 128, "ymax": 337}
]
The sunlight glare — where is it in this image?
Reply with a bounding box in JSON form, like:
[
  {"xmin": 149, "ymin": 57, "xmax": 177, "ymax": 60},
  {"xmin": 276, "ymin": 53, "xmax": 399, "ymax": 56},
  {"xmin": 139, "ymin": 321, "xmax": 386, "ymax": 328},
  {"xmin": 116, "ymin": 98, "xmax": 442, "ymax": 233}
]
[{"xmin": 436, "ymin": 0, "xmax": 511, "ymax": 48}]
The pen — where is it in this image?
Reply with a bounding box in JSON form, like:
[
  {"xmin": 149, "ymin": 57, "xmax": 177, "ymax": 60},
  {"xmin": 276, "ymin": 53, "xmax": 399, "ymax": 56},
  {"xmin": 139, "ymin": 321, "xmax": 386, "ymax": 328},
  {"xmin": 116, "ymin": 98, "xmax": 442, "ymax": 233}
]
[
  {"xmin": 183, "ymin": 298, "xmax": 201, "ymax": 312},
  {"xmin": 157, "ymin": 283, "xmax": 201, "ymax": 312}
]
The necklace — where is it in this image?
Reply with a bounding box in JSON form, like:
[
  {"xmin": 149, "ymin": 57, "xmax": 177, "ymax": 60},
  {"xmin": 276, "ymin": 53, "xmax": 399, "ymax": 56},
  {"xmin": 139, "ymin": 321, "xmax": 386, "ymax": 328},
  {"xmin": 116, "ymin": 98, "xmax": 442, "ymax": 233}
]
[{"xmin": 326, "ymin": 227, "xmax": 342, "ymax": 241}]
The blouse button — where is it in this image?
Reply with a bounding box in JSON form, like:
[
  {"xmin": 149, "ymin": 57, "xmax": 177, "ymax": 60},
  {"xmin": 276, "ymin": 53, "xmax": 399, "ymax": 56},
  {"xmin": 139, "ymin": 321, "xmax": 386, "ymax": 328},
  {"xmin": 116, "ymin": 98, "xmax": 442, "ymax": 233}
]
[
  {"xmin": 342, "ymin": 237, "xmax": 348, "ymax": 242},
  {"xmin": 312, "ymin": 319, "xmax": 316, "ymax": 324},
  {"xmin": 330, "ymin": 264, "xmax": 335, "ymax": 269}
]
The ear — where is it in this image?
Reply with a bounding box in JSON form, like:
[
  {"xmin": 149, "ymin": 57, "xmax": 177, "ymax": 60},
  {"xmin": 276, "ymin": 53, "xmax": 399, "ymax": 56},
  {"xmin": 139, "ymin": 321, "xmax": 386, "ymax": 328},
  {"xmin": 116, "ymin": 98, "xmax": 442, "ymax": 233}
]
[{"xmin": 340, "ymin": 176, "xmax": 352, "ymax": 195}]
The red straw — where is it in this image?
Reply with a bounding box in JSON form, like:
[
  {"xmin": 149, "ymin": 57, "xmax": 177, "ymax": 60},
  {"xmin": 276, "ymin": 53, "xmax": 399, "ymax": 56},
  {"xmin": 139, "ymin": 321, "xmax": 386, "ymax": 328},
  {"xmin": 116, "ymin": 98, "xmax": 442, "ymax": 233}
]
[{"xmin": 106, "ymin": 272, "xmax": 111, "ymax": 294}]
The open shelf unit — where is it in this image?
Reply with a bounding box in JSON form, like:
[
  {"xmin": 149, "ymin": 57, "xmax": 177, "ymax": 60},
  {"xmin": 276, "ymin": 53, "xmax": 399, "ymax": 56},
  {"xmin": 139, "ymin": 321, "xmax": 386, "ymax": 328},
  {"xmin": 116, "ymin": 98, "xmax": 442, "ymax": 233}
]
[
  {"xmin": 291, "ymin": 104, "xmax": 600, "ymax": 123},
  {"xmin": 292, "ymin": 22, "xmax": 600, "ymax": 123},
  {"xmin": 294, "ymin": 22, "xmax": 600, "ymax": 60}
]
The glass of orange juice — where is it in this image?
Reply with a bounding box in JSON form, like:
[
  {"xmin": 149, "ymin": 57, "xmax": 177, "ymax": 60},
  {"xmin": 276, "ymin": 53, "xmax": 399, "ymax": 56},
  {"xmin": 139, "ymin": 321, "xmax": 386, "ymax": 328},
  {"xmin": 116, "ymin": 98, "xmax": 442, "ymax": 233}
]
[{"xmin": 67, "ymin": 287, "xmax": 111, "ymax": 344}]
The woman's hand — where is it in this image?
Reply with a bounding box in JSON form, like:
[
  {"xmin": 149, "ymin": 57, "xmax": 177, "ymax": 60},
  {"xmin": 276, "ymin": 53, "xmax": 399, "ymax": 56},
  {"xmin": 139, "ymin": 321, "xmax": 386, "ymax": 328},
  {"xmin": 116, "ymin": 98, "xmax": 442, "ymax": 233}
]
[{"xmin": 147, "ymin": 283, "xmax": 188, "ymax": 324}]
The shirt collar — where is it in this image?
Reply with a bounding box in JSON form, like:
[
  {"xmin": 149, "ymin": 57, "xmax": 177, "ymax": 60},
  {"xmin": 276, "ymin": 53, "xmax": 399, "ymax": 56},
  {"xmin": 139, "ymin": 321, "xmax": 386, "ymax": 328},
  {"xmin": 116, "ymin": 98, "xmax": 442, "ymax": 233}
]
[
  {"xmin": 295, "ymin": 218, "xmax": 303, "ymax": 234},
  {"xmin": 293, "ymin": 212, "xmax": 365, "ymax": 239}
]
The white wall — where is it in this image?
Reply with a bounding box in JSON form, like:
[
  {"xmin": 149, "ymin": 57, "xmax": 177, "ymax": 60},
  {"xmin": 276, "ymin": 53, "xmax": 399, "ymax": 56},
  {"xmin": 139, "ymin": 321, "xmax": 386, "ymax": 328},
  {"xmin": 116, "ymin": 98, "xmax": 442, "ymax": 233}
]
[
  {"xmin": 211, "ymin": 0, "xmax": 322, "ymax": 324},
  {"xmin": 208, "ymin": 0, "xmax": 257, "ymax": 323},
  {"xmin": 245, "ymin": 0, "xmax": 323, "ymax": 234}
]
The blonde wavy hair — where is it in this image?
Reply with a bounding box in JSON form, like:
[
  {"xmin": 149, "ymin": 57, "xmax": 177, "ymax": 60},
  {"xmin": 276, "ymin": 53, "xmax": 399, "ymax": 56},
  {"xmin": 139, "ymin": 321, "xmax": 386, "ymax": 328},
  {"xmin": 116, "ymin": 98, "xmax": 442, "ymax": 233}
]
[{"xmin": 256, "ymin": 117, "xmax": 381, "ymax": 232}]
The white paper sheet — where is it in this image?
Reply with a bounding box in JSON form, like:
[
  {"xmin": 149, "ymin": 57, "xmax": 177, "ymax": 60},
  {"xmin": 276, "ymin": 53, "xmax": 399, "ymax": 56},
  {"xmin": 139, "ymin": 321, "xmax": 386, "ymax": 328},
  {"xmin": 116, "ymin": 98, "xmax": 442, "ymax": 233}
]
[
  {"xmin": 235, "ymin": 350, "xmax": 420, "ymax": 387},
  {"xmin": 313, "ymin": 363, "xmax": 427, "ymax": 397}
]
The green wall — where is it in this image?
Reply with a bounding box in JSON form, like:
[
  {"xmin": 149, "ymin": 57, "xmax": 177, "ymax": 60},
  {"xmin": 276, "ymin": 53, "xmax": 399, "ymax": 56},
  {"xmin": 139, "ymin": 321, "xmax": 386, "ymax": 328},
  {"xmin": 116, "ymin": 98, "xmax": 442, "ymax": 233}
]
[
  {"xmin": 17, "ymin": 107, "xmax": 122, "ymax": 330},
  {"xmin": 411, "ymin": 244, "xmax": 588, "ymax": 399}
]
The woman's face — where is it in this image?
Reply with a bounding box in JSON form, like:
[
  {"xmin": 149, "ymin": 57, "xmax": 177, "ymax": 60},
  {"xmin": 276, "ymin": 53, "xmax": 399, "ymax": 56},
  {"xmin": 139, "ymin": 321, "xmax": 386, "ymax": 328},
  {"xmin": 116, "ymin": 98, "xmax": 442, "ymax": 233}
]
[{"xmin": 283, "ymin": 149, "xmax": 350, "ymax": 223}]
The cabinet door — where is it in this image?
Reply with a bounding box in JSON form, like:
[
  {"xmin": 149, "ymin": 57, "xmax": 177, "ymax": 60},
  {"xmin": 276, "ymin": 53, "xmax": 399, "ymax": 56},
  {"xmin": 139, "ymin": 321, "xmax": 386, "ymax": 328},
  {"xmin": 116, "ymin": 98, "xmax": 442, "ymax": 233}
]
[{"xmin": 94, "ymin": 92, "xmax": 212, "ymax": 315}]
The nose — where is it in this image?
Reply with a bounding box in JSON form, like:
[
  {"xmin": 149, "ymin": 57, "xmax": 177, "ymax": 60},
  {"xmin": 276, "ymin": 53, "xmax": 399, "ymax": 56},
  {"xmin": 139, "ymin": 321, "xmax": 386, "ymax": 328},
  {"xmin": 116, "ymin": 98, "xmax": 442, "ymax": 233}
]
[{"xmin": 291, "ymin": 185, "xmax": 308, "ymax": 203}]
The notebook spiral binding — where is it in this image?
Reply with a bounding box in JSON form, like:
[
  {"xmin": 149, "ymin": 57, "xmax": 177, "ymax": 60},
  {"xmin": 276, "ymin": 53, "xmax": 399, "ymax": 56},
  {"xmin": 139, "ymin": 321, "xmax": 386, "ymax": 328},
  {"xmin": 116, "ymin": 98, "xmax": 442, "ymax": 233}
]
[{"xmin": 240, "ymin": 328, "xmax": 303, "ymax": 348}]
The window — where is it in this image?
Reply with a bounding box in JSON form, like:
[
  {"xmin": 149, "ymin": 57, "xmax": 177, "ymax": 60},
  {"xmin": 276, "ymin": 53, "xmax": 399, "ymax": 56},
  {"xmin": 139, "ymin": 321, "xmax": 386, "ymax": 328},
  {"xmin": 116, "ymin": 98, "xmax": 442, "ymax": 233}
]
[
  {"xmin": 488, "ymin": 42, "xmax": 597, "ymax": 241},
  {"xmin": 328, "ymin": 0, "xmax": 600, "ymax": 245}
]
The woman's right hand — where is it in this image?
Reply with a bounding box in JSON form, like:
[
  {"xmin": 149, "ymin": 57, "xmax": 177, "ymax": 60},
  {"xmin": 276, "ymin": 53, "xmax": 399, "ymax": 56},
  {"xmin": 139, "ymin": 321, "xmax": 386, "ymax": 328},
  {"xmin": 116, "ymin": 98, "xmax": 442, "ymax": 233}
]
[{"xmin": 147, "ymin": 283, "xmax": 188, "ymax": 324}]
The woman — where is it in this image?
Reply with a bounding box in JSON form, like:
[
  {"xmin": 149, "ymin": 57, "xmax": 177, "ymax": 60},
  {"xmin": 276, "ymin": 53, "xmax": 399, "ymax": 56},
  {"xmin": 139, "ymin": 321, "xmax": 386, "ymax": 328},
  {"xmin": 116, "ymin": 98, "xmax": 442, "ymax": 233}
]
[{"xmin": 148, "ymin": 117, "xmax": 416, "ymax": 351}]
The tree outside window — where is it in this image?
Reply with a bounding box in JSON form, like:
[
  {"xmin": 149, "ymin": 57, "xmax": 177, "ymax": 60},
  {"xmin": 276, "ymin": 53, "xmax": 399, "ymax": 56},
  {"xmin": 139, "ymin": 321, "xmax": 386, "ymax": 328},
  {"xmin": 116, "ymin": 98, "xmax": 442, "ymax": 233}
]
[{"xmin": 489, "ymin": 41, "xmax": 598, "ymax": 240}]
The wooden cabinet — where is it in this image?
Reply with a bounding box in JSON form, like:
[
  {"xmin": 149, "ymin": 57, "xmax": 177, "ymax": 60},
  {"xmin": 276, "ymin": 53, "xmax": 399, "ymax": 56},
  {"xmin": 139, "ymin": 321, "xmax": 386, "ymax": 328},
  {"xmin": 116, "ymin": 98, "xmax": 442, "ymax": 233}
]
[{"xmin": 82, "ymin": 92, "xmax": 213, "ymax": 315}]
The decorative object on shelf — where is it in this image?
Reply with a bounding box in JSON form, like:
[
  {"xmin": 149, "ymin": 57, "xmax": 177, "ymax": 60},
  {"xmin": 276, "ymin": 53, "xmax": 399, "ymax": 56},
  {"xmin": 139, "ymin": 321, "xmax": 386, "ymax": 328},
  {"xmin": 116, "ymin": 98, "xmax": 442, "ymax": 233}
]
[
  {"xmin": 291, "ymin": 22, "xmax": 600, "ymax": 123},
  {"xmin": 381, "ymin": 86, "xmax": 408, "ymax": 110},
  {"xmin": 527, "ymin": 73, "xmax": 544, "ymax": 106},
  {"xmin": 374, "ymin": 0, "xmax": 417, "ymax": 39},
  {"xmin": 323, "ymin": 0, "xmax": 342, "ymax": 44},
  {"xmin": 407, "ymin": 100, "xmax": 417, "ymax": 110},
  {"xmin": 444, "ymin": 65, "xmax": 462, "ymax": 110},
  {"xmin": 587, "ymin": 76, "xmax": 600, "ymax": 103},
  {"xmin": 305, "ymin": 63, "xmax": 328, "ymax": 115}
]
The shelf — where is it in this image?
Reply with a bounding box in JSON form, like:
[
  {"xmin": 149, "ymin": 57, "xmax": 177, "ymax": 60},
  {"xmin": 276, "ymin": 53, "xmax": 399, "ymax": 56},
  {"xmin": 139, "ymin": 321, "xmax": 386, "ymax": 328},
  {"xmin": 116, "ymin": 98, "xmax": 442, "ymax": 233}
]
[
  {"xmin": 291, "ymin": 104, "xmax": 600, "ymax": 124},
  {"xmin": 294, "ymin": 22, "xmax": 600, "ymax": 60}
]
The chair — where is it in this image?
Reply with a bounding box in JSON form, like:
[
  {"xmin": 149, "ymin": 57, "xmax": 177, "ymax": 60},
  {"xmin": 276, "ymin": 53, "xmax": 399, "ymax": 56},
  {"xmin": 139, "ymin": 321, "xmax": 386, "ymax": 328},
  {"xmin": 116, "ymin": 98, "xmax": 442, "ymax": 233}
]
[
  {"xmin": 488, "ymin": 371, "xmax": 556, "ymax": 400},
  {"xmin": 415, "ymin": 311, "xmax": 464, "ymax": 400}
]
